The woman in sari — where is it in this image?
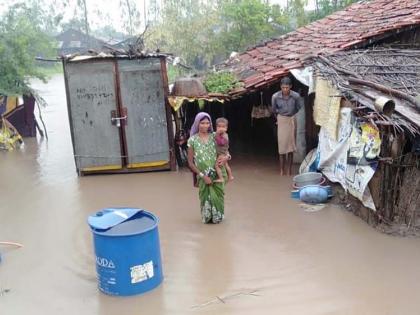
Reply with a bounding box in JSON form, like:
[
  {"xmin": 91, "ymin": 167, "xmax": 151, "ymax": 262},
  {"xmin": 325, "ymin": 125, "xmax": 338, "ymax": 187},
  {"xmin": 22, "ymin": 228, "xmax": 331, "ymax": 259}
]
[{"xmin": 187, "ymin": 112, "xmax": 227, "ymax": 224}]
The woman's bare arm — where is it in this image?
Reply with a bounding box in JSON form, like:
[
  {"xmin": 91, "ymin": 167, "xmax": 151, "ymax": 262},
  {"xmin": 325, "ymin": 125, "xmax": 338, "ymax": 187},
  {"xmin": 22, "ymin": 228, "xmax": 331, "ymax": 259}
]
[{"xmin": 188, "ymin": 147, "xmax": 200, "ymax": 175}]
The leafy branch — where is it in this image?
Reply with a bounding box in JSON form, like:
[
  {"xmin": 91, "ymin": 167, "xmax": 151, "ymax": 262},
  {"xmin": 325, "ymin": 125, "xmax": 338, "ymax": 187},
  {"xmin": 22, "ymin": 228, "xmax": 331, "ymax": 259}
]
[{"xmin": 203, "ymin": 72, "xmax": 240, "ymax": 94}]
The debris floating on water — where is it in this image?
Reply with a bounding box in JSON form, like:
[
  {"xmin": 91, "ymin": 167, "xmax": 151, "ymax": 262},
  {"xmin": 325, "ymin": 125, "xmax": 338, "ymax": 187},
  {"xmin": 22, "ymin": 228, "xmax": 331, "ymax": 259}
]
[
  {"xmin": 0, "ymin": 242, "xmax": 24, "ymax": 248},
  {"xmin": 191, "ymin": 289, "xmax": 260, "ymax": 309},
  {"xmin": 0, "ymin": 288, "xmax": 11, "ymax": 297},
  {"xmin": 299, "ymin": 203, "xmax": 327, "ymax": 212}
]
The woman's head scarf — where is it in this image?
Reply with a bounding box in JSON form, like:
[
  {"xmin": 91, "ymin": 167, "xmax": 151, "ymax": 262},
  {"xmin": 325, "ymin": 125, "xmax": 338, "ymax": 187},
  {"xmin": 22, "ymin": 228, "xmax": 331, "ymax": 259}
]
[{"xmin": 189, "ymin": 112, "xmax": 213, "ymax": 136}]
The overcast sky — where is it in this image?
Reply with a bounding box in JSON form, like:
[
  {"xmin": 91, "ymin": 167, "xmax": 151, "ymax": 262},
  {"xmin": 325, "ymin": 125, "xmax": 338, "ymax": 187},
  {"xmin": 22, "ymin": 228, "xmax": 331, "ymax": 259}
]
[{"xmin": 1, "ymin": 0, "xmax": 315, "ymax": 33}]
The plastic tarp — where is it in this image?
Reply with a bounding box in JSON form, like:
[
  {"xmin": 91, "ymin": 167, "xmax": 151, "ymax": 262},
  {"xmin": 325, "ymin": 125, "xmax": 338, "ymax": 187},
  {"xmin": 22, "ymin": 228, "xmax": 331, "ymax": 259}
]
[
  {"xmin": 290, "ymin": 67, "xmax": 314, "ymax": 94},
  {"xmin": 315, "ymin": 108, "xmax": 380, "ymax": 210},
  {"xmin": 0, "ymin": 118, "xmax": 23, "ymax": 151},
  {"xmin": 167, "ymin": 96, "xmax": 225, "ymax": 112},
  {"xmin": 0, "ymin": 96, "xmax": 24, "ymax": 116}
]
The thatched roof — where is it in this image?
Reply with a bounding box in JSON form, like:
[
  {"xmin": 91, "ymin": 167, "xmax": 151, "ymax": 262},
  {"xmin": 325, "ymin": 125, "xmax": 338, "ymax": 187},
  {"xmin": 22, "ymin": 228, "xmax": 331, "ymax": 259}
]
[{"xmin": 312, "ymin": 48, "xmax": 420, "ymax": 133}]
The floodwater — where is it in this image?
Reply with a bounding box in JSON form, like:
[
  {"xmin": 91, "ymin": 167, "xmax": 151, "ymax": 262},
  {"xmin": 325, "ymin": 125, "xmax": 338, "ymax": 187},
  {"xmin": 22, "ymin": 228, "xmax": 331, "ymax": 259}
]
[{"xmin": 1, "ymin": 75, "xmax": 420, "ymax": 315}]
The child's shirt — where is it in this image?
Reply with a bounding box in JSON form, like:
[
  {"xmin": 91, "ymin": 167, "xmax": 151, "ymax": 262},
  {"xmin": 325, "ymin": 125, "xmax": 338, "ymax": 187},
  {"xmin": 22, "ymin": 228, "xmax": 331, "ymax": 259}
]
[{"xmin": 215, "ymin": 133, "xmax": 229, "ymax": 156}]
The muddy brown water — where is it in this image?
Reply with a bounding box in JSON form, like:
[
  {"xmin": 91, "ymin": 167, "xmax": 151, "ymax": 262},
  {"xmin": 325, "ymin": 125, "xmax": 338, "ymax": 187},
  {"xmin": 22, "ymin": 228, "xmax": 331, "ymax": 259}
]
[{"xmin": 1, "ymin": 75, "xmax": 420, "ymax": 315}]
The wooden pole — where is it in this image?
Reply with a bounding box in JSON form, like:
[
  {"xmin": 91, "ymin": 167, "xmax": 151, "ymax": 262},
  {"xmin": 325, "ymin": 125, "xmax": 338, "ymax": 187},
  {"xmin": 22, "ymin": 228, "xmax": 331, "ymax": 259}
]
[
  {"xmin": 318, "ymin": 55, "xmax": 420, "ymax": 110},
  {"xmin": 348, "ymin": 78, "xmax": 420, "ymax": 111}
]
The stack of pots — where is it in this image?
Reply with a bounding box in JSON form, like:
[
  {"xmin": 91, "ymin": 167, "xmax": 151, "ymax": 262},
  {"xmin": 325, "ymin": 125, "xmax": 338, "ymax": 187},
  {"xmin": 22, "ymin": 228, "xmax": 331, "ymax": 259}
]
[{"xmin": 292, "ymin": 172, "xmax": 331, "ymax": 204}]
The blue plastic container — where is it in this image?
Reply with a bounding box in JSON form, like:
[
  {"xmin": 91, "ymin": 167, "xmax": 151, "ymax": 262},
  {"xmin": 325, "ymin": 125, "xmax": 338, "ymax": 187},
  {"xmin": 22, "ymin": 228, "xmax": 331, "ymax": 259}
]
[
  {"xmin": 299, "ymin": 185, "xmax": 329, "ymax": 204},
  {"xmin": 88, "ymin": 208, "xmax": 163, "ymax": 296},
  {"xmin": 292, "ymin": 186, "xmax": 333, "ymax": 201}
]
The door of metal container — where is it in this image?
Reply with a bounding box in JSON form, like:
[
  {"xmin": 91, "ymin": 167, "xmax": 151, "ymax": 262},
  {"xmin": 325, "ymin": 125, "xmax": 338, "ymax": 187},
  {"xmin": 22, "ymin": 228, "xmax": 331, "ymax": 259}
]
[
  {"xmin": 65, "ymin": 61, "xmax": 123, "ymax": 172},
  {"xmin": 117, "ymin": 59, "xmax": 170, "ymax": 169}
]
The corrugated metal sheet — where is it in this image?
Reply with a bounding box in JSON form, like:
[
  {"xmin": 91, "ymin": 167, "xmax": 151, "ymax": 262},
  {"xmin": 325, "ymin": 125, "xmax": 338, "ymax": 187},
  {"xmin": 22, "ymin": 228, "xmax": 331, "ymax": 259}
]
[
  {"xmin": 118, "ymin": 59, "xmax": 170, "ymax": 168},
  {"xmin": 65, "ymin": 61, "xmax": 123, "ymax": 171}
]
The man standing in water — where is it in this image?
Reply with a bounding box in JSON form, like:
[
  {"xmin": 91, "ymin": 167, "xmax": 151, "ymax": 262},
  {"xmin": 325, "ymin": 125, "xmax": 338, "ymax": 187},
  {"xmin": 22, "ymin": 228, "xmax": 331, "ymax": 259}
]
[{"xmin": 271, "ymin": 77, "xmax": 304, "ymax": 175}]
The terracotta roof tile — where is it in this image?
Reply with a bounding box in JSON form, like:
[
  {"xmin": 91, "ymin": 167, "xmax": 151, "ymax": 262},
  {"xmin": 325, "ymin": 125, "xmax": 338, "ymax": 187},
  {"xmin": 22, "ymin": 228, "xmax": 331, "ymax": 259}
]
[
  {"xmin": 247, "ymin": 49, "xmax": 262, "ymax": 58},
  {"xmin": 282, "ymin": 61, "xmax": 304, "ymax": 69},
  {"xmin": 229, "ymin": 86, "xmax": 247, "ymax": 95},
  {"xmin": 268, "ymin": 59, "xmax": 287, "ymax": 67},
  {"xmin": 263, "ymin": 55, "xmax": 279, "ymax": 62},
  {"xmin": 339, "ymin": 39, "xmax": 363, "ymax": 49},
  {"xmin": 255, "ymin": 79, "xmax": 277, "ymax": 88},
  {"xmin": 250, "ymin": 60, "xmax": 267, "ymax": 68},
  {"xmin": 245, "ymin": 79, "xmax": 264, "ymax": 88},
  {"xmin": 281, "ymin": 52, "xmax": 302, "ymax": 60},
  {"xmin": 219, "ymin": 0, "xmax": 420, "ymax": 95},
  {"xmin": 244, "ymin": 74, "xmax": 265, "ymax": 84},
  {"xmin": 259, "ymin": 65, "xmax": 276, "ymax": 73},
  {"xmin": 265, "ymin": 69, "xmax": 287, "ymax": 77}
]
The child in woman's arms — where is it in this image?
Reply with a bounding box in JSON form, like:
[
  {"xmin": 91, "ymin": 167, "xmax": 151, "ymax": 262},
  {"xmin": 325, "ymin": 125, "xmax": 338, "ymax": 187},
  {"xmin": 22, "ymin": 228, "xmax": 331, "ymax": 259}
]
[{"xmin": 214, "ymin": 117, "xmax": 234, "ymax": 183}]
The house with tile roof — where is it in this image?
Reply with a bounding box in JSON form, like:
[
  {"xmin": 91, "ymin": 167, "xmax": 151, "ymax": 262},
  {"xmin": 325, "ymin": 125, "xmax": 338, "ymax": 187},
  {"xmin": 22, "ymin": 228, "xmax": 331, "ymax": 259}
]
[
  {"xmin": 195, "ymin": 0, "xmax": 417, "ymax": 158},
  {"xmin": 173, "ymin": 0, "xmax": 420, "ymax": 233},
  {"xmin": 55, "ymin": 29, "xmax": 110, "ymax": 56},
  {"xmin": 218, "ymin": 0, "xmax": 420, "ymax": 97}
]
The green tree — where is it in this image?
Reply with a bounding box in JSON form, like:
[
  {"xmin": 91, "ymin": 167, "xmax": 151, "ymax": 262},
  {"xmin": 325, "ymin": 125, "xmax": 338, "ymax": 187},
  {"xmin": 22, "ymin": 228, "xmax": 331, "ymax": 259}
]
[
  {"xmin": 271, "ymin": 4, "xmax": 292, "ymax": 34},
  {"xmin": 56, "ymin": 0, "xmax": 90, "ymax": 34},
  {"xmin": 218, "ymin": 0, "xmax": 276, "ymax": 52},
  {"xmin": 147, "ymin": 0, "xmax": 161, "ymax": 25},
  {"xmin": 146, "ymin": 0, "xmax": 222, "ymax": 70},
  {"xmin": 78, "ymin": 0, "xmax": 90, "ymax": 35},
  {"xmin": 286, "ymin": 0, "xmax": 309, "ymax": 28},
  {"xmin": 2, "ymin": 0, "xmax": 64, "ymax": 36},
  {"xmin": 146, "ymin": 0, "xmax": 289, "ymax": 70},
  {"xmin": 120, "ymin": 0, "xmax": 141, "ymax": 36},
  {"xmin": 92, "ymin": 25, "xmax": 126, "ymax": 40},
  {"xmin": 309, "ymin": 0, "xmax": 358, "ymax": 22},
  {"xmin": 0, "ymin": 3, "xmax": 55, "ymax": 95},
  {"xmin": 60, "ymin": 16, "xmax": 86, "ymax": 32}
]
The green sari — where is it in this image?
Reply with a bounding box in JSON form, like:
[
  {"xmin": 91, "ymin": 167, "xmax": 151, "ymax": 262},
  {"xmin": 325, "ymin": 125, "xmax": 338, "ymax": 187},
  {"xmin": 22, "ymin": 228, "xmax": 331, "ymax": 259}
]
[{"xmin": 188, "ymin": 132, "xmax": 226, "ymax": 223}]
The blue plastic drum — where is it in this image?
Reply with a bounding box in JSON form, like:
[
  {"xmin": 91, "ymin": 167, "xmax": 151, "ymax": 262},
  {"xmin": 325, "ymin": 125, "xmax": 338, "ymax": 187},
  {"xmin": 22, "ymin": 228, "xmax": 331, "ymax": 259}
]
[{"xmin": 88, "ymin": 208, "xmax": 163, "ymax": 296}]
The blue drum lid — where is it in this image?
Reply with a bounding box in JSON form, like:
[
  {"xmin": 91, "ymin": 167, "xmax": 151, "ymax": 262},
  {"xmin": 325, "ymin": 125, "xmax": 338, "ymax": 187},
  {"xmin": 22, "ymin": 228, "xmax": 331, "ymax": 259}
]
[{"xmin": 88, "ymin": 208, "xmax": 158, "ymax": 236}]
